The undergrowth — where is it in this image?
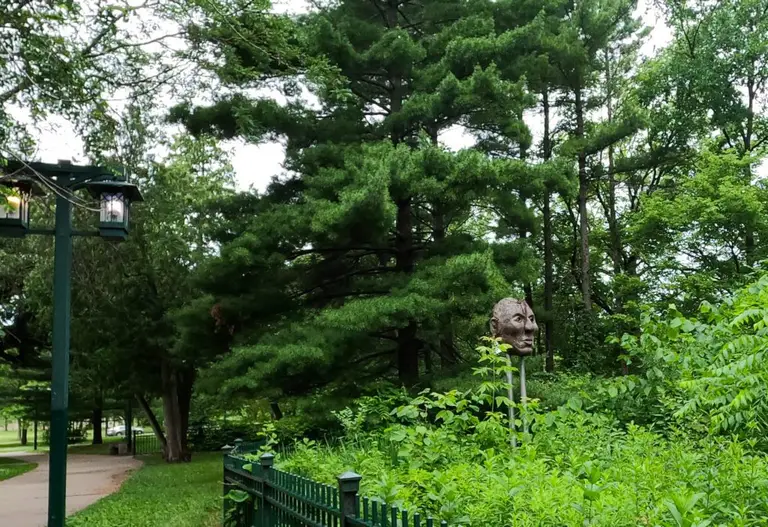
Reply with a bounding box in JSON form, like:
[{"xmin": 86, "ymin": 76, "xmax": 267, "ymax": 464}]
[{"xmin": 271, "ymin": 338, "xmax": 768, "ymax": 527}]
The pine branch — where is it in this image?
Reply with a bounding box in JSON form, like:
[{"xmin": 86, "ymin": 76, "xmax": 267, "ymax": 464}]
[
  {"xmin": 288, "ymin": 246, "xmax": 396, "ymax": 260},
  {"xmin": 295, "ymin": 266, "xmax": 395, "ymax": 299},
  {"xmin": 369, "ymin": 0, "xmax": 390, "ymax": 27}
]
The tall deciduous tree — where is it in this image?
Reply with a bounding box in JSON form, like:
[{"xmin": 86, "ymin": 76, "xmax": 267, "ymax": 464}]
[
  {"xmin": 0, "ymin": 1, "xmax": 181, "ymax": 159},
  {"xmin": 543, "ymin": 0, "xmax": 642, "ymax": 311},
  {"xmin": 52, "ymin": 135, "xmax": 235, "ymax": 462}
]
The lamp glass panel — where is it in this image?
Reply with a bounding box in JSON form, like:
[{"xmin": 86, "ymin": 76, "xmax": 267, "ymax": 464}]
[
  {"xmin": 0, "ymin": 195, "xmax": 22, "ymax": 220},
  {"xmin": 101, "ymin": 193, "xmax": 125, "ymax": 224}
]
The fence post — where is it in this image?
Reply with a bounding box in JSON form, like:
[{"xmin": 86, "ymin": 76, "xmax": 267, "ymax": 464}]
[
  {"xmin": 260, "ymin": 453, "xmax": 274, "ymax": 527},
  {"xmin": 222, "ymin": 454, "xmax": 231, "ymax": 526},
  {"xmin": 338, "ymin": 471, "xmax": 362, "ymax": 527}
]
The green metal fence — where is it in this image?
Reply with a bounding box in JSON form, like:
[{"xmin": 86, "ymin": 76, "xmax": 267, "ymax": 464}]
[
  {"xmin": 223, "ymin": 452, "xmax": 448, "ymax": 527},
  {"xmin": 132, "ymin": 433, "xmax": 265, "ymax": 457},
  {"xmin": 132, "ymin": 432, "xmax": 162, "ymax": 456}
]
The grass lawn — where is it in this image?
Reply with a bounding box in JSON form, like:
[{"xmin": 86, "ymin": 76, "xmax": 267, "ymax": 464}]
[
  {"xmin": 0, "ymin": 429, "xmax": 33, "ymax": 453},
  {"xmin": 68, "ymin": 436, "xmax": 123, "ymax": 455},
  {"xmin": 0, "ymin": 457, "xmax": 38, "ymax": 482},
  {"xmin": 67, "ymin": 452, "xmax": 223, "ymax": 527},
  {"xmin": 0, "ymin": 429, "xmax": 123, "ymax": 454}
]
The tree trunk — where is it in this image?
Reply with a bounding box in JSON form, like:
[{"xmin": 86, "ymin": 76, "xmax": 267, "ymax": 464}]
[
  {"xmin": 746, "ymin": 231, "xmax": 755, "ymax": 267},
  {"xmin": 605, "ymin": 53, "xmax": 628, "ymax": 375},
  {"xmin": 744, "ymin": 74, "xmax": 756, "ymax": 268},
  {"xmin": 91, "ymin": 399, "xmax": 103, "ymax": 445},
  {"xmin": 389, "ymin": 1, "xmax": 418, "ymax": 385},
  {"xmin": 160, "ymin": 361, "xmax": 193, "ymax": 462},
  {"xmin": 136, "ymin": 393, "xmax": 168, "ymax": 454},
  {"xmin": 125, "ymin": 399, "xmax": 133, "ymax": 451},
  {"xmin": 269, "ymin": 401, "xmax": 283, "ymax": 421},
  {"xmin": 438, "ymin": 323, "xmax": 456, "ymax": 368},
  {"xmin": 396, "ymin": 196, "xmax": 419, "ymax": 385},
  {"xmin": 177, "ymin": 367, "xmax": 194, "ymax": 454},
  {"xmin": 575, "ymin": 87, "xmax": 592, "ymax": 311},
  {"xmin": 428, "ymin": 124, "xmax": 456, "ymax": 368},
  {"xmin": 397, "ymin": 322, "xmax": 420, "ymax": 385},
  {"xmin": 518, "ymin": 115, "xmax": 535, "ymax": 311},
  {"xmin": 604, "ymin": 50, "xmax": 623, "ymax": 300},
  {"xmin": 432, "ymin": 201, "xmax": 456, "ymax": 368},
  {"xmin": 542, "ymin": 89, "xmax": 555, "ymax": 373},
  {"xmin": 20, "ymin": 424, "xmax": 27, "ymax": 446}
]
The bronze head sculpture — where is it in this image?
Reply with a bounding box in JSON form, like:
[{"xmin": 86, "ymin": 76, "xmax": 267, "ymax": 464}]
[{"xmin": 490, "ymin": 298, "xmax": 538, "ymax": 356}]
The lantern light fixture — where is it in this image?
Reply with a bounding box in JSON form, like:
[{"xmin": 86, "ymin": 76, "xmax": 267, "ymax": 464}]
[
  {"xmin": 85, "ymin": 180, "xmax": 144, "ymax": 241},
  {"xmin": 0, "ymin": 177, "xmax": 44, "ymax": 237},
  {"xmin": 0, "ymin": 158, "xmax": 145, "ymax": 527}
]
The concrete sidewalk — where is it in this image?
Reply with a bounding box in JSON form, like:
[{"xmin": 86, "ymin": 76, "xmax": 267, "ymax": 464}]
[{"xmin": 0, "ymin": 453, "xmax": 141, "ymax": 527}]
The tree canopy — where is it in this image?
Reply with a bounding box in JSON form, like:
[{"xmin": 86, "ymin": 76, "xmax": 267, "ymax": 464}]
[{"xmin": 3, "ymin": 0, "xmax": 768, "ymax": 463}]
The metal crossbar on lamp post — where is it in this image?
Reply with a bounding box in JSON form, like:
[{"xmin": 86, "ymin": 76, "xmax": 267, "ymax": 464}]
[{"xmin": 0, "ymin": 159, "xmax": 143, "ymax": 527}]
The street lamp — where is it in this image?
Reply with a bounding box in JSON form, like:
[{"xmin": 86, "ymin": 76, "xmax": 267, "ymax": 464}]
[
  {"xmin": 0, "ymin": 160, "xmax": 143, "ymax": 527},
  {"xmin": 86, "ymin": 180, "xmax": 143, "ymax": 241},
  {"xmin": 0, "ymin": 177, "xmax": 44, "ymax": 237}
]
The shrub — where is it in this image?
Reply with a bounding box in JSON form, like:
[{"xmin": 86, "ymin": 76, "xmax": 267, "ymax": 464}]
[
  {"xmin": 616, "ymin": 273, "xmax": 768, "ymax": 445},
  {"xmin": 273, "ymin": 336, "xmax": 768, "ymax": 526},
  {"xmin": 187, "ymin": 421, "xmax": 263, "ymax": 451}
]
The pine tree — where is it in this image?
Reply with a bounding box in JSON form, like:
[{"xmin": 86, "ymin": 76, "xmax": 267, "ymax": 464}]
[{"xmin": 175, "ymin": 0, "xmax": 537, "ymax": 396}]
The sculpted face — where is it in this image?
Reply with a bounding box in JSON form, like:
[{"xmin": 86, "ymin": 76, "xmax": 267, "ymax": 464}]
[{"xmin": 490, "ymin": 298, "xmax": 538, "ymax": 356}]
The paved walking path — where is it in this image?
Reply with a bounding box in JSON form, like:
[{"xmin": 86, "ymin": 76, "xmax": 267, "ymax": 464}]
[{"xmin": 0, "ymin": 453, "xmax": 141, "ymax": 527}]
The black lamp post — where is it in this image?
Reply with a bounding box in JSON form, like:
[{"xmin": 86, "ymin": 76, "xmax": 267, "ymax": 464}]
[{"xmin": 0, "ymin": 160, "xmax": 143, "ymax": 527}]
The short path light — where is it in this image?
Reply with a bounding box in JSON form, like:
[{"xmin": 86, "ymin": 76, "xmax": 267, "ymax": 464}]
[
  {"xmin": 0, "ymin": 177, "xmax": 43, "ymax": 237},
  {"xmin": 86, "ymin": 180, "xmax": 144, "ymax": 241}
]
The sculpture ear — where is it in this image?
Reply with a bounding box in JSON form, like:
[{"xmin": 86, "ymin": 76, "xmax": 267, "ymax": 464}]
[{"xmin": 490, "ymin": 316, "xmax": 499, "ymax": 336}]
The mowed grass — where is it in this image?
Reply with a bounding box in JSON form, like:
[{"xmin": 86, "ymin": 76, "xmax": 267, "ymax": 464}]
[
  {"xmin": 68, "ymin": 436, "xmax": 123, "ymax": 455},
  {"xmin": 0, "ymin": 429, "xmax": 32, "ymax": 453},
  {"xmin": 67, "ymin": 452, "xmax": 223, "ymax": 527},
  {"xmin": 0, "ymin": 428, "xmax": 123, "ymax": 454},
  {"xmin": 0, "ymin": 457, "xmax": 38, "ymax": 481}
]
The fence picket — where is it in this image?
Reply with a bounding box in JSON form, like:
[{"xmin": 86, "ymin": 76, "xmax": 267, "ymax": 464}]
[{"xmin": 223, "ymin": 452, "xmax": 448, "ymax": 527}]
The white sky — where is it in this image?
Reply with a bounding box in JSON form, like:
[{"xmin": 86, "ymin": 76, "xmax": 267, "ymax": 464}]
[{"xmin": 27, "ymin": 0, "xmax": 671, "ymax": 193}]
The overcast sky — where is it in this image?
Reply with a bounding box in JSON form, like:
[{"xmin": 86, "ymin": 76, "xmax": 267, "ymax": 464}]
[{"xmin": 27, "ymin": 0, "xmax": 671, "ymax": 193}]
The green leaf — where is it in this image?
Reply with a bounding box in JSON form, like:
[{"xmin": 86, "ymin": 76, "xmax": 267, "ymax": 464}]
[{"xmin": 567, "ymin": 397, "xmax": 583, "ymax": 412}]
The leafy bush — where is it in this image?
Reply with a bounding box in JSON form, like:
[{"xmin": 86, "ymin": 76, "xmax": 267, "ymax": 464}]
[
  {"xmin": 187, "ymin": 421, "xmax": 264, "ymax": 451},
  {"xmin": 616, "ymin": 273, "xmax": 768, "ymax": 445},
  {"xmin": 274, "ymin": 337, "xmax": 768, "ymax": 526},
  {"xmin": 41, "ymin": 427, "xmax": 87, "ymax": 445}
]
